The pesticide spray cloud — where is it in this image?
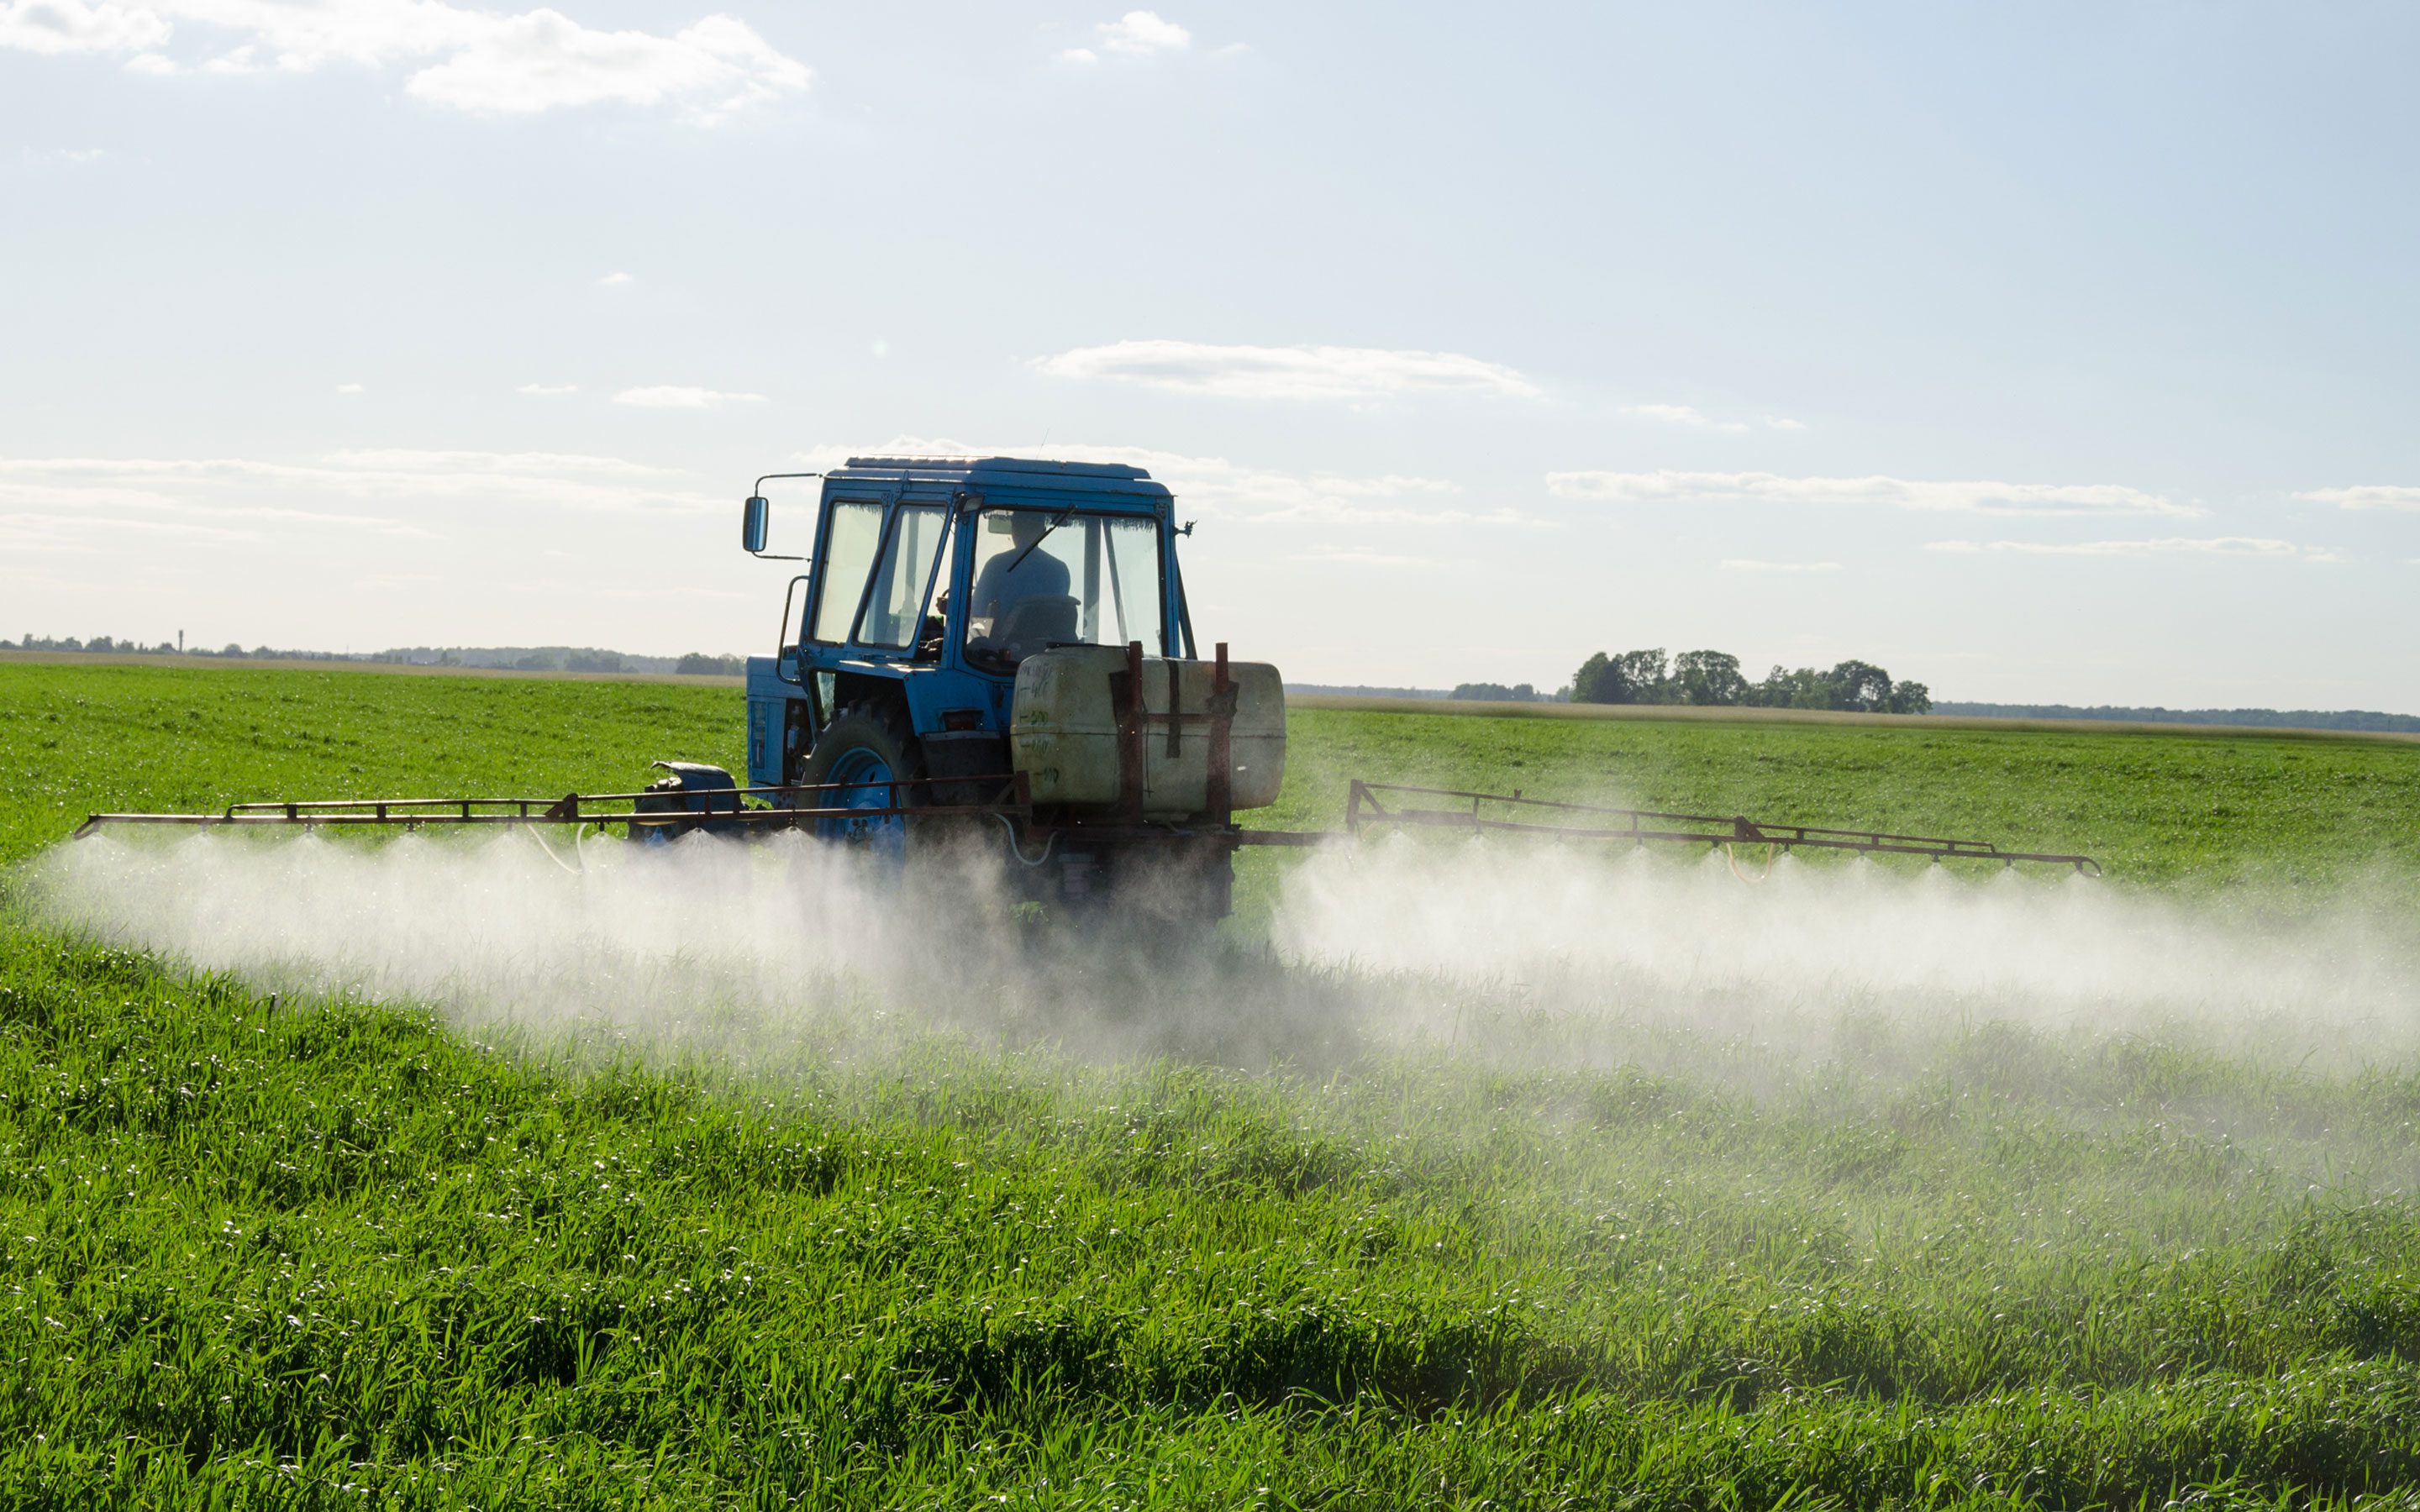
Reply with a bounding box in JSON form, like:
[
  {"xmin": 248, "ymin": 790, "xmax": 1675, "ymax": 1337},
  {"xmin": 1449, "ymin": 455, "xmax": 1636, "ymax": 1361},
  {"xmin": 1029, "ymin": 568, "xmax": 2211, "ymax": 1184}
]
[
  {"xmin": 23, "ymin": 827, "xmax": 1365, "ymax": 1068},
  {"xmin": 29, "ymin": 828, "xmax": 1023, "ymax": 1062},
  {"xmin": 21, "ymin": 827, "xmax": 2420, "ymax": 1076},
  {"xmin": 1276, "ymin": 840, "xmax": 2419, "ymax": 1053}
]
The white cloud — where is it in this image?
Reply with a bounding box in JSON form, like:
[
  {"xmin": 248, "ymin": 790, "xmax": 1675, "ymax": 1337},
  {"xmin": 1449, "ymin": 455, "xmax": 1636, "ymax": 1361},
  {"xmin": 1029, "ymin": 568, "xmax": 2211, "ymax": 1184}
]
[
  {"xmin": 0, "ymin": 0, "xmax": 810, "ymax": 121},
  {"xmin": 1923, "ymin": 537, "xmax": 2341, "ymax": 561},
  {"xmin": 596, "ymin": 270, "xmax": 634, "ymax": 286},
  {"xmin": 1621, "ymin": 403, "xmax": 1802, "ymax": 433},
  {"xmin": 324, "ymin": 448, "xmax": 661, "ymax": 475},
  {"xmin": 1289, "ymin": 547, "xmax": 1439, "ymax": 568},
  {"xmin": 1625, "ymin": 403, "xmax": 1745, "ymax": 433},
  {"xmin": 19, "ymin": 144, "xmax": 109, "ymax": 165},
  {"xmin": 332, "ymin": 381, "xmax": 364, "ymax": 395},
  {"xmin": 2296, "ymin": 485, "xmax": 2420, "ymax": 512},
  {"xmin": 516, "ymin": 382, "xmax": 576, "ymax": 396},
  {"xmin": 1721, "ymin": 559, "xmax": 1840, "ymax": 572},
  {"xmin": 1035, "ymin": 340, "xmax": 1541, "ymax": 402},
  {"xmin": 1547, "ymin": 470, "xmax": 2200, "ymax": 518},
  {"xmin": 1, "ymin": 494, "xmax": 438, "ymax": 546},
  {"xmin": 1097, "ymin": 10, "xmax": 1188, "ymax": 56},
  {"xmin": 497, "ymin": 576, "xmax": 750, "ymax": 603},
  {"xmin": 0, "ymin": 0, "xmax": 169, "ymax": 55},
  {"xmin": 3, "ymin": 512, "xmax": 260, "ymax": 550},
  {"xmin": 1055, "ymin": 45, "xmax": 1097, "ymax": 64},
  {"xmin": 406, "ymin": 12, "xmax": 807, "ymax": 118},
  {"xmin": 0, "ymin": 449, "xmax": 721, "ymax": 525},
  {"xmin": 613, "ymin": 386, "xmax": 765, "ymax": 409},
  {"xmin": 788, "ymin": 436, "xmax": 1528, "ymax": 527}
]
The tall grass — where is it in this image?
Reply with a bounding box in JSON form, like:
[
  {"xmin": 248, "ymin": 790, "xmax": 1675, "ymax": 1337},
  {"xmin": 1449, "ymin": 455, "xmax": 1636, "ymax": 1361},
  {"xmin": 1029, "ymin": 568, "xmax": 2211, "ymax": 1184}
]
[{"xmin": 2, "ymin": 662, "xmax": 2417, "ymax": 1506}]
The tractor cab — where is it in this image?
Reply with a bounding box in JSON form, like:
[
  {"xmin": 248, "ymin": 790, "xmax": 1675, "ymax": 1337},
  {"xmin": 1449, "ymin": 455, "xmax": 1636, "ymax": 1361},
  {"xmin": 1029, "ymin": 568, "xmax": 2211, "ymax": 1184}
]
[{"xmin": 740, "ymin": 458, "xmax": 1202, "ymax": 815}]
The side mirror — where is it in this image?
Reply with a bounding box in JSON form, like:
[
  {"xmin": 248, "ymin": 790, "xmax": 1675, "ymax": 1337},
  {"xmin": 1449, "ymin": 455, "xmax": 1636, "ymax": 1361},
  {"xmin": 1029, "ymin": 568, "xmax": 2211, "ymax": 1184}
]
[{"xmin": 741, "ymin": 496, "xmax": 769, "ymax": 554}]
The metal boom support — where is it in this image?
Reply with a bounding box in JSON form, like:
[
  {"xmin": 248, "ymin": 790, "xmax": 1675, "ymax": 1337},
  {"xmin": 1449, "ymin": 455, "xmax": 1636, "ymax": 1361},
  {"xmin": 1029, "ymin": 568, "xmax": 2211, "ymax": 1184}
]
[
  {"xmin": 71, "ymin": 776, "xmax": 2100, "ymax": 874},
  {"xmin": 71, "ymin": 775, "xmax": 1032, "ymax": 840},
  {"xmin": 1334, "ymin": 781, "xmax": 2101, "ymax": 874}
]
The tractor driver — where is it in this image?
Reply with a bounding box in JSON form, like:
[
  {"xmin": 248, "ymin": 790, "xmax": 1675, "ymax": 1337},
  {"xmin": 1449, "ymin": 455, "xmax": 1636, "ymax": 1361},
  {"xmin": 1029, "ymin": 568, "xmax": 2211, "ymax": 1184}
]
[{"xmin": 968, "ymin": 510, "xmax": 1072, "ymax": 638}]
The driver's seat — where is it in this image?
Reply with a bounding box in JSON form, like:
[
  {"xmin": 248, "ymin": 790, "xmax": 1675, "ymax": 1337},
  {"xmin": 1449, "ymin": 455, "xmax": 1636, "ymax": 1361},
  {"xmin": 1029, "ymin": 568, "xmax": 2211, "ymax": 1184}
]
[{"xmin": 992, "ymin": 595, "xmax": 1081, "ymax": 664}]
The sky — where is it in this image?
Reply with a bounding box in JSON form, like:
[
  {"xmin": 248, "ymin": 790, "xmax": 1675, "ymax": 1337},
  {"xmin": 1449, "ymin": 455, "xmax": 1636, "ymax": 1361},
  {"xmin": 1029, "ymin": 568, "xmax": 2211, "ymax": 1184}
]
[{"xmin": 3, "ymin": 2, "xmax": 2416, "ymax": 710}]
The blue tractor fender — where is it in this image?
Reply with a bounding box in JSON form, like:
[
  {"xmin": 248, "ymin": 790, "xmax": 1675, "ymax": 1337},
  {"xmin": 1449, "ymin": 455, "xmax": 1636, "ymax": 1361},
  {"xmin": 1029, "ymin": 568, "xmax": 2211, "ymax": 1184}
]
[{"xmin": 747, "ymin": 657, "xmax": 1017, "ymax": 790}]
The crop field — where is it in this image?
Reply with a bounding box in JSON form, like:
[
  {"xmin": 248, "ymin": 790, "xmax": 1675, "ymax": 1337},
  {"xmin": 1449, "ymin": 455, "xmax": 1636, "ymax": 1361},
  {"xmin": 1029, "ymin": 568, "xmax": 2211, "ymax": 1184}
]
[{"xmin": 3, "ymin": 660, "xmax": 2420, "ymax": 1508}]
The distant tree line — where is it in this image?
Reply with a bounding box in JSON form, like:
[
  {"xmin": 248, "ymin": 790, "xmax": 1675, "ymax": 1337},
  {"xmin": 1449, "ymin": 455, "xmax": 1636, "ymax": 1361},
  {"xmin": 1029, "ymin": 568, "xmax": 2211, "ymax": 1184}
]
[
  {"xmin": 3, "ymin": 638, "xmax": 744, "ymax": 675},
  {"xmin": 1570, "ymin": 648, "xmax": 1933, "ymax": 714},
  {"xmin": 509, "ymin": 650, "xmax": 626, "ymax": 673},
  {"xmin": 1284, "ymin": 684, "xmax": 1455, "ymax": 700},
  {"xmin": 1448, "ymin": 682, "xmax": 1565, "ymax": 703},
  {"xmin": 8, "ymin": 634, "xmax": 175, "ymax": 654},
  {"xmin": 3, "ymin": 634, "xmax": 353, "ymax": 660}
]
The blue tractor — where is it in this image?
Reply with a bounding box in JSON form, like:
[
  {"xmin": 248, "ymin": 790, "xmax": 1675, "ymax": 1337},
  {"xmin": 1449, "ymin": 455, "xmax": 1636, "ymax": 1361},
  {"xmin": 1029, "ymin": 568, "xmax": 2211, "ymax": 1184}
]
[{"xmin": 721, "ymin": 455, "xmax": 1291, "ymax": 920}]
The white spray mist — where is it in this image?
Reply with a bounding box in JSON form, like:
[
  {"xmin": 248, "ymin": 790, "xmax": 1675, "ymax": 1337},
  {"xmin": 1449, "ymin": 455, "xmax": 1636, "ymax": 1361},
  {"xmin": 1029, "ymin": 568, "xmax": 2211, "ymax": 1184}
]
[{"xmin": 23, "ymin": 827, "xmax": 2419, "ymax": 1074}]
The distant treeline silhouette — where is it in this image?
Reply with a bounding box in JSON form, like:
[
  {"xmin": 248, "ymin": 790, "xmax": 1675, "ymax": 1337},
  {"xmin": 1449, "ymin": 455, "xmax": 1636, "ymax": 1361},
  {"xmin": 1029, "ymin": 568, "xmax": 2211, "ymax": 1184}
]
[
  {"xmin": 1569, "ymin": 648, "xmax": 1933, "ymax": 714},
  {"xmin": 3, "ymin": 638, "xmax": 744, "ymax": 675},
  {"xmin": 5, "ymin": 634, "xmax": 348, "ymax": 661}
]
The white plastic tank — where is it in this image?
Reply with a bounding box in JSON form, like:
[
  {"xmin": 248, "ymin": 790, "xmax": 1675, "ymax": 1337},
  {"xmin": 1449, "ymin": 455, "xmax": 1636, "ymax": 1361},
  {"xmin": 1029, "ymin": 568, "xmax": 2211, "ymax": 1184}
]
[{"xmin": 1010, "ymin": 646, "xmax": 1286, "ymax": 816}]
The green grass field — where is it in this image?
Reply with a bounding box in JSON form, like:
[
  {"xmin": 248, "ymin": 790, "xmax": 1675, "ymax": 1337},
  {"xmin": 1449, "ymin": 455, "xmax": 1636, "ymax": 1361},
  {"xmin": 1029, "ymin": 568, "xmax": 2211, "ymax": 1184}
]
[{"xmin": 3, "ymin": 660, "xmax": 2419, "ymax": 1508}]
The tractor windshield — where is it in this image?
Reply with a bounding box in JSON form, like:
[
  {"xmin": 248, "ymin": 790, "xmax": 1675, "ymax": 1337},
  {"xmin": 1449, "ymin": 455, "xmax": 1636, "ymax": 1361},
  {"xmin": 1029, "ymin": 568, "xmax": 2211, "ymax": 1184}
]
[{"xmin": 964, "ymin": 507, "xmax": 1164, "ymax": 669}]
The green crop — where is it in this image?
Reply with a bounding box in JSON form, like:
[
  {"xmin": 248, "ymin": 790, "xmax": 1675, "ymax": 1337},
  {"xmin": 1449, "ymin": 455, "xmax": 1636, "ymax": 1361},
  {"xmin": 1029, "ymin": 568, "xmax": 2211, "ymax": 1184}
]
[
  {"xmin": 1267, "ymin": 708, "xmax": 2420, "ymax": 894},
  {"xmin": 1, "ymin": 659, "xmax": 2417, "ymax": 1508}
]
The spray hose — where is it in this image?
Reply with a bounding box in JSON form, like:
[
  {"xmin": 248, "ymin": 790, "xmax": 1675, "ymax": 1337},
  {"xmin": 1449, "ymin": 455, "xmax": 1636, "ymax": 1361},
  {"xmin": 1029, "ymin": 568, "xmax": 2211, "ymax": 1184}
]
[
  {"xmin": 1723, "ymin": 842, "xmax": 1778, "ymax": 885},
  {"xmin": 528, "ymin": 823, "xmax": 589, "ymax": 875},
  {"xmin": 996, "ymin": 815, "xmax": 1059, "ymax": 868}
]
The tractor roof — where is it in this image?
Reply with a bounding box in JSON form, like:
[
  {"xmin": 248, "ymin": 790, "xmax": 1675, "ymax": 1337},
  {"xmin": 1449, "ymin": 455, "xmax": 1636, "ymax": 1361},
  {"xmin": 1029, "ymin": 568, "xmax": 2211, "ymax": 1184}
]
[{"xmin": 830, "ymin": 455, "xmax": 1174, "ymax": 503}]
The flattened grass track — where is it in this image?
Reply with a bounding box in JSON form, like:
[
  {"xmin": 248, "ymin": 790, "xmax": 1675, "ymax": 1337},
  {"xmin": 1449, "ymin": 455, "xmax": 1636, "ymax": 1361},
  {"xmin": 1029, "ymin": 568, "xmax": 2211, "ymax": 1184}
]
[{"xmin": 2, "ymin": 660, "xmax": 2418, "ymax": 1508}]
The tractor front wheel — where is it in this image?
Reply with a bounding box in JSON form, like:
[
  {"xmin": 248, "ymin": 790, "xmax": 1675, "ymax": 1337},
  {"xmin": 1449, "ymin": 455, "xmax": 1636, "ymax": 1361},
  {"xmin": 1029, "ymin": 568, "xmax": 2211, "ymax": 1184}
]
[{"xmin": 798, "ymin": 703, "xmax": 923, "ymax": 855}]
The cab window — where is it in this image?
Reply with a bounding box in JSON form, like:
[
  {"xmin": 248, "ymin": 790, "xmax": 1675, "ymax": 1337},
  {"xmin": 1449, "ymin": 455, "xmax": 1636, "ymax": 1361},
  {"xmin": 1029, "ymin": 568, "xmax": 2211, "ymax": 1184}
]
[
  {"xmin": 854, "ymin": 503, "xmax": 950, "ymax": 650},
  {"xmin": 809, "ymin": 500, "xmax": 884, "ymax": 643},
  {"xmin": 964, "ymin": 508, "xmax": 1165, "ymax": 669}
]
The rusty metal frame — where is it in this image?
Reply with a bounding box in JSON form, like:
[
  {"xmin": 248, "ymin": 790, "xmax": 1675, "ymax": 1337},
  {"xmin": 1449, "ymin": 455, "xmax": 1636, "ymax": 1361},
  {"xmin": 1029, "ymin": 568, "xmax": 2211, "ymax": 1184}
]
[
  {"xmin": 73, "ymin": 774, "xmax": 1034, "ymax": 840},
  {"xmin": 1206, "ymin": 643, "xmax": 1235, "ymax": 827},
  {"xmin": 1117, "ymin": 640, "xmax": 1147, "ymax": 823},
  {"xmin": 70, "ymin": 774, "xmax": 2098, "ymax": 875},
  {"xmin": 1102, "ymin": 638, "xmax": 1243, "ymax": 829}
]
